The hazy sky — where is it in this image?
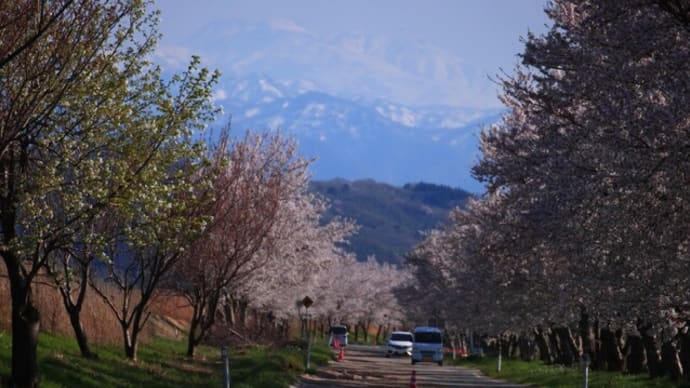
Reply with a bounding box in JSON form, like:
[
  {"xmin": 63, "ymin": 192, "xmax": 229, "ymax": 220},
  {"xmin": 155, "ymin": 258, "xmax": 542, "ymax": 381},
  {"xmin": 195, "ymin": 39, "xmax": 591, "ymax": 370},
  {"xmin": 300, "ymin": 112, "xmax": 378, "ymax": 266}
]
[
  {"xmin": 157, "ymin": 0, "xmax": 549, "ymax": 67},
  {"xmin": 154, "ymin": 0, "xmax": 551, "ymax": 108}
]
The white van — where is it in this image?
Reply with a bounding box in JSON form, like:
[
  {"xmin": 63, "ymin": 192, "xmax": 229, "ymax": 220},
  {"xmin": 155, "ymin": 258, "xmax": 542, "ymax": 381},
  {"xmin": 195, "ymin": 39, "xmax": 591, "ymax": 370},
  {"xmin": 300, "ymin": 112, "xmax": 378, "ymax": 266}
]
[
  {"xmin": 411, "ymin": 326, "xmax": 444, "ymax": 366},
  {"xmin": 328, "ymin": 325, "xmax": 348, "ymax": 347}
]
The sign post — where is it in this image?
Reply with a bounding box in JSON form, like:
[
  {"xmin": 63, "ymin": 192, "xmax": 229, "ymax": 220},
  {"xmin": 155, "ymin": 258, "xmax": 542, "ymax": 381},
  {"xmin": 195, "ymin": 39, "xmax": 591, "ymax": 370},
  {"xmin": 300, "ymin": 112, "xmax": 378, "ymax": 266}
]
[{"xmin": 302, "ymin": 296, "xmax": 314, "ymax": 370}]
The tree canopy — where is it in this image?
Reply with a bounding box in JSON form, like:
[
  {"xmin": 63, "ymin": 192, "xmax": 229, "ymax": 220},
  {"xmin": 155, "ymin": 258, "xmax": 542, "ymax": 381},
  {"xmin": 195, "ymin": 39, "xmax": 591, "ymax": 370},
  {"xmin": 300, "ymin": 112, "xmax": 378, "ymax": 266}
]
[
  {"xmin": 403, "ymin": 0, "xmax": 690, "ymax": 378},
  {"xmin": 1, "ymin": 0, "xmax": 219, "ymax": 382}
]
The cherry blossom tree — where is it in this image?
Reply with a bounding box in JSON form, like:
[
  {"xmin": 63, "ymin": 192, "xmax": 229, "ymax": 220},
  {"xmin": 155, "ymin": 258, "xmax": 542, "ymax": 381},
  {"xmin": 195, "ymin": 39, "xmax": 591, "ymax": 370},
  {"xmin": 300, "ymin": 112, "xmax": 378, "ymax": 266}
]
[
  {"xmin": 468, "ymin": 0, "xmax": 690, "ymax": 376},
  {"xmin": 233, "ymin": 190, "xmax": 357, "ymax": 337},
  {"xmin": 172, "ymin": 130, "xmax": 318, "ymax": 357}
]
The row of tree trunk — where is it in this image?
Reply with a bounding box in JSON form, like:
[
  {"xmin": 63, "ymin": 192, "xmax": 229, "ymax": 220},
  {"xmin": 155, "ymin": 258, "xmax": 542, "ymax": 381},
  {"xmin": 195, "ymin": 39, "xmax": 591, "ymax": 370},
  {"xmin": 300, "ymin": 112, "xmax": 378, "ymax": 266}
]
[
  {"xmin": 479, "ymin": 312, "xmax": 689, "ymax": 381},
  {"xmin": 216, "ymin": 300, "xmax": 688, "ymax": 383}
]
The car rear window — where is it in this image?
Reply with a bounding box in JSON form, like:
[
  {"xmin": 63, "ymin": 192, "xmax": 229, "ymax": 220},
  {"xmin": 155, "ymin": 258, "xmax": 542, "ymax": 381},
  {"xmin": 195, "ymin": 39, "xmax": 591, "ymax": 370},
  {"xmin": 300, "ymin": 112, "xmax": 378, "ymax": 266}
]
[
  {"xmin": 330, "ymin": 326, "xmax": 347, "ymax": 335},
  {"xmin": 414, "ymin": 331, "xmax": 442, "ymax": 343},
  {"xmin": 391, "ymin": 333, "xmax": 413, "ymax": 341}
]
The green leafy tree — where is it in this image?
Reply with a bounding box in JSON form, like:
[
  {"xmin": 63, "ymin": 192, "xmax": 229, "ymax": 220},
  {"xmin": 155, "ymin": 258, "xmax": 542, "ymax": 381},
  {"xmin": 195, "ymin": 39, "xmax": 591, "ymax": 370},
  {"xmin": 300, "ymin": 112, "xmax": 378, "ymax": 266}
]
[
  {"xmin": 0, "ymin": 0, "xmax": 218, "ymax": 383},
  {"xmin": 0, "ymin": 1, "xmax": 76, "ymax": 70}
]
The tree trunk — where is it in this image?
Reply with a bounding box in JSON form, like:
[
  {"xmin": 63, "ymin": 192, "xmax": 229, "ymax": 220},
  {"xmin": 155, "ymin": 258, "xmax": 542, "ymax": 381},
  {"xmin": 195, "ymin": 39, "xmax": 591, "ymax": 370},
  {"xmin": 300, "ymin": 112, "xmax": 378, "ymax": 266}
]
[
  {"xmin": 480, "ymin": 335, "xmax": 493, "ymax": 355},
  {"xmin": 534, "ymin": 327, "xmax": 553, "ymax": 363},
  {"xmin": 593, "ymin": 319, "xmax": 602, "ymax": 370},
  {"xmin": 375, "ymin": 324, "xmax": 383, "ymax": 345},
  {"xmin": 66, "ymin": 306, "xmax": 97, "ymax": 359},
  {"xmin": 616, "ymin": 328, "xmax": 627, "ymax": 372},
  {"xmin": 122, "ymin": 325, "xmax": 138, "ymax": 361},
  {"xmin": 511, "ymin": 334, "xmax": 521, "ymax": 358},
  {"xmin": 502, "ymin": 335, "xmax": 511, "ymax": 357},
  {"xmin": 282, "ymin": 319, "xmax": 290, "ymax": 339},
  {"xmin": 59, "ymin": 266, "xmax": 97, "ymax": 359},
  {"xmin": 679, "ymin": 329, "xmax": 690, "ymax": 379},
  {"xmin": 238, "ymin": 299, "xmax": 248, "ymax": 328},
  {"xmin": 253, "ymin": 309, "xmax": 260, "ymax": 332},
  {"xmin": 599, "ymin": 327, "xmax": 624, "ymax": 371},
  {"xmin": 548, "ymin": 326, "xmax": 563, "ymax": 364},
  {"xmin": 186, "ymin": 300, "xmax": 208, "ymax": 358},
  {"xmin": 518, "ymin": 333, "xmax": 535, "ymax": 361},
  {"xmin": 556, "ymin": 327, "xmax": 578, "ymax": 366},
  {"xmin": 123, "ymin": 303, "xmax": 147, "ymax": 361},
  {"xmin": 225, "ymin": 296, "xmax": 236, "ymax": 326},
  {"xmin": 5, "ymin": 257, "xmax": 40, "ymax": 388},
  {"xmin": 187, "ymin": 315, "xmax": 201, "ymax": 357},
  {"xmin": 598, "ymin": 326, "xmax": 609, "ymax": 371},
  {"xmin": 11, "ymin": 293, "xmax": 40, "ymax": 388},
  {"xmin": 124, "ymin": 339, "xmax": 138, "ymax": 360},
  {"xmin": 625, "ymin": 334, "xmax": 646, "ymax": 374},
  {"xmin": 579, "ymin": 308, "xmax": 595, "ymax": 366},
  {"xmin": 641, "ymin": 325, "xmax": 663, "ymax": 377},
  {"xmin": 661, "ymin": 341, "xmax": 683, "ymax": 381}
]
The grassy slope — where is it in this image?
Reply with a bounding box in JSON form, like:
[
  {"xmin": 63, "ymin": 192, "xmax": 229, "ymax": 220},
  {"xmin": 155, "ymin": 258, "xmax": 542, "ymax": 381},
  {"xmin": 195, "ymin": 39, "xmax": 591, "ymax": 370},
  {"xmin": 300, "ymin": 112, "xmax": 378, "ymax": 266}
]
[
  {"xmin": 0, "ymin": 330, "xmax": 332, "ymax": 388},
  {"xmin": 452, "ymin": 355, "xmax": 690, "ymax": 388},
  {"xmin": 7, "ymin": 330, "xmax": 689, "ymax": 388}
]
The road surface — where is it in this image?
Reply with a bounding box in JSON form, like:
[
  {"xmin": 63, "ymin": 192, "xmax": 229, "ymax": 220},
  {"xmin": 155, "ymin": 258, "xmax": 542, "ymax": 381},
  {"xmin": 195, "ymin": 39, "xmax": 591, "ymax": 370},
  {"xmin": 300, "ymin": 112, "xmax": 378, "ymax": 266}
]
[{"xmin": 296, "ymin": 345, "xmax": 528, "ymax": 387}]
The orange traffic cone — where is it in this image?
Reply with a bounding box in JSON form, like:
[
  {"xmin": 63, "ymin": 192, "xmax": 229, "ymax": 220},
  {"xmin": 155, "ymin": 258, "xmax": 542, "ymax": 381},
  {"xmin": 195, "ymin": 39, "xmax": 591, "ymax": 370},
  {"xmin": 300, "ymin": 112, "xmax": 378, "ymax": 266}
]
[
  {"xmin": 338, "ymin": 346, "xmax": 345, "ymax": 362},
  {"xmin": 409, "ymin": 369, "xmax": 417, "ymax": 388}
]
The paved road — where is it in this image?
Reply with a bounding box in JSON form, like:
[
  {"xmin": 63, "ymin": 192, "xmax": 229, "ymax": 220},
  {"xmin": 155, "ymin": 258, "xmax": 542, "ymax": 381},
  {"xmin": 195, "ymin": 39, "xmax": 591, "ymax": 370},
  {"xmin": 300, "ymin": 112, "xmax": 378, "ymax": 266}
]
[{"xmin": 296, "ymin": 345, "xmax": 528, "ymax": 387}]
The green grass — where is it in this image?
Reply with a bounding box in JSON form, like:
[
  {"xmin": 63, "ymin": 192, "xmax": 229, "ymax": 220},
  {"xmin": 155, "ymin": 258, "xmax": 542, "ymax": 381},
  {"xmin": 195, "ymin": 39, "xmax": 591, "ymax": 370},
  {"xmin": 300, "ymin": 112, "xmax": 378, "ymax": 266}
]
[
  {"xmin": 0, "ymin": 330, "xmax": 333, "ymax": 388},
  {"xmin": 452, "ymin": 355, "xmax": 690, "ymax": 388},
  {"xmin": 229, "ymin": 339, "xmax": 332, "ymax": 388}
]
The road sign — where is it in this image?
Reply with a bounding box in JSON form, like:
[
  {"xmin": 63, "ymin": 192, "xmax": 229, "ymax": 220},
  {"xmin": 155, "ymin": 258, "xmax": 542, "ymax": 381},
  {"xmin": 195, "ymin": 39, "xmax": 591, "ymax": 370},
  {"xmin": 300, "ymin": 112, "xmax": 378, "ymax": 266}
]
[{"xmin": 302, "ymin": 296, "xmax": 314, "ymax": 308}]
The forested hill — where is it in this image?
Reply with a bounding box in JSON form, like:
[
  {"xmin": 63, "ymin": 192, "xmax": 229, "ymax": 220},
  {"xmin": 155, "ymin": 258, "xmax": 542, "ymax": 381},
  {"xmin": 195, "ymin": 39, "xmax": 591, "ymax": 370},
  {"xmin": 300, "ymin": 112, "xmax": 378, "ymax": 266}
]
[{"xmin": 309, "ymin": 179, "xmax": 472, "ymax": 265}]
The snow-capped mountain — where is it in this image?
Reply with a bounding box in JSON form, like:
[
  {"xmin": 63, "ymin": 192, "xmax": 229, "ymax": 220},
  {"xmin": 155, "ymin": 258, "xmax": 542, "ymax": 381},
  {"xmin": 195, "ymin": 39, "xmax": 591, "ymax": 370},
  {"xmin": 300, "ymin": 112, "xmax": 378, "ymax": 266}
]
[
  {"xmin": 154, "ymin": 19, "xmax": 508, "ymax": 192},
  {"xmin": 214, "ymin": 75, "xmax": 503, "ymax": 193},
  {"xmin": 155, "ymin": 19, "xmax": 501, "ymax": 109}
]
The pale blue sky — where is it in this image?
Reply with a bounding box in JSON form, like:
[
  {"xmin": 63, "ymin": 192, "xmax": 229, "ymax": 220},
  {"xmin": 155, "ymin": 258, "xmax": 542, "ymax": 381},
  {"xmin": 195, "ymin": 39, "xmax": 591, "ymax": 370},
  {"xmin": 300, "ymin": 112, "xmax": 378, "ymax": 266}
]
[
  {"xmin": 157, "ymin": 0, "xmax": 549, "ymax": 66},
  {"xmin": 154, "ymin": 0, "xmax": 550, "ymax": 108}
]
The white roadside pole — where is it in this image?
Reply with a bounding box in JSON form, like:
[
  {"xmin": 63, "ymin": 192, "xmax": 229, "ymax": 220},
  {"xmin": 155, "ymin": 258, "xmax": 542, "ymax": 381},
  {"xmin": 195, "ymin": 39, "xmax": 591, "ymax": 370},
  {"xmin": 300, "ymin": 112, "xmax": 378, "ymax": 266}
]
[
  {"xmin": 452, "ymin": 336, "xmax": 457, "ymax": 361},
  {"xmin": 582, "ymin": 353, "xmax": 590, "ymax": 388},
  {"xmin": 306, "ymin": 328, "xmax": 313, "ymax": 370},
  {"xmin": 497, "ymin": 337, "xmax": 502, "ymax": 373},
  {"xmin": 221, "ymin": 346, "xmax": 230, "ymax": 388}
]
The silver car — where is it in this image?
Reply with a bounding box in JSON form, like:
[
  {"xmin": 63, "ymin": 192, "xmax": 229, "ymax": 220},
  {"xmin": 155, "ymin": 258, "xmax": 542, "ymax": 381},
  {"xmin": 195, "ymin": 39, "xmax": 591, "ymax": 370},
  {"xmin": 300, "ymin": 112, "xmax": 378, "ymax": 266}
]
[{"xmin": 385, "ymin": 331, "xmax": 414, "ymax": 357}]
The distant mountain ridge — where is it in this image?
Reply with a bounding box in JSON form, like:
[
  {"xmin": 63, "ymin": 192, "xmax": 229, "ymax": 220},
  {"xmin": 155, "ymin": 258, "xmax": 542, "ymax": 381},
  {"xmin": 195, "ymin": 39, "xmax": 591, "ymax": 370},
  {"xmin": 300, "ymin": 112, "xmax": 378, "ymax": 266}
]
[
  {"xmin": 219, "ymin": 75, "xmax": 502, "ymax": 193},
  {"xmin": 310, "ymin": 179, "xmax": 472, "ymax": 265}
]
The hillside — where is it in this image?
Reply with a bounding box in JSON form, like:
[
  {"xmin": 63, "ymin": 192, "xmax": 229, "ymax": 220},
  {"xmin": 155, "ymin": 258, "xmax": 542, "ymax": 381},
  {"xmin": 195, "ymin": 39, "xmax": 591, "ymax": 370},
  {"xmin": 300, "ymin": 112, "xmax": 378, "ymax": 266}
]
[{"xmin": 310, "ymin": 179, "xmax": 472, "ymax": 265}]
